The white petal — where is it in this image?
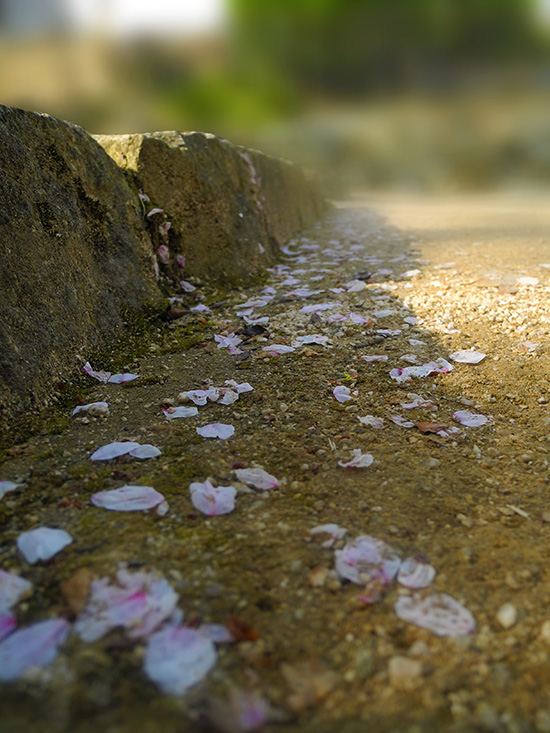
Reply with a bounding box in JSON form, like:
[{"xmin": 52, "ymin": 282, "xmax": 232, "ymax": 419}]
[
  {"xmin": 0, "ymin": 570, "xmax": 32, "ymax": 611},
  {"xmin": 234, "ymin": 467, "xmax": 279, "ymax": 490},
  {"xmin": 0, "ymin": 480, "xmax": 20, "ymax": 500},
  {"xmin": 144, "ymin": 626, "xmax": 217, "ymax": 695},
  {"xmin": 397, "ymin": 557, "xmax": 436, "ymax": 589},
  {"xmin": 0, "ymin": 618, "xmax": 70, "ymax": 681},
  {"xmin": 189, "ymin": 481, "xmax": 236, "ymax": 515},
  {"xmin": 338, "ymin": 449, "xmax": 374, "ymax": 468},
  {"xmin": 333, "ymin": 386, "xmax": 352, "ymax": 403},
  {"xmin": 335, "ymin": 535, "xmax": 401, "ymax": 587},
  {"xmin": 72, "ymin": 401, "xmax": 109, "ymax": 416},
  {"xmin": 91, "ymin": 485, "xmax": 165, "ymax": 512},
  {"xmin": 108, "ymin": 373, "xmax": 139, "ymax": 384},
  {"xmin": 90, "ymin": 442, "xmax": 139, "ymax": 461},
  {"xmin": 196, "ymin": 424, "xmax": 235, "ymax": 440},
  {"xmin": 394, "ymin": 593, "xmax": 476, "ymax": 637},
  {"xmin": 452, "ymin": 410, "xmax": 491, "ymax": 427},
  {"xmin": 449, "ymin": 350, "xmax": 486, "ymax": 364},
  {"xmin": 163, "ymin": 406, "xmax": 198, "ymax": 420},
  {"xmin": 129, "ymin": 444, "xmax": 162, "ymax": 459},
  {"xmin": 261, "ymin": 344, "xmax": 295, "ymax": 355},
  {"xmin": 17, "ymin": 527, "xmax": 72, "ymax": 564}
]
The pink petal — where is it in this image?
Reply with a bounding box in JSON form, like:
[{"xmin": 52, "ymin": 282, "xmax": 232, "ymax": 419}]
[
  {"xmin": 394, "ymin": 593, "xmax": 476, "ymax": 637},
  {"xmin": 196, "ymin": 423, "xmax": 235, "ymax": 440},
  {"xmin": 90, "ymin": 441, "xmax": 139, "ymax": 461},
  {"xmin": 83, "ymin": 361, "xmax": 111, "ymax": 383},
  {"xmin": 0, "ymin": 570, "xmax": 32, "ymax": 610},
  {"xmin": 157, "ymin": 245, "xmax": 170, "ymax": 264},
  {"xmin": 189, "ymin": 480, "xmax": 236, "ymax": 515},
  {"xmin": 0, "ymin": 618, "xmax": 70, "ymax": 681},
  {"xmin": 234, "ymin": 467, "xmax": 279, "ymax": 490},
  {"xmin": 75, "ymin": 569, "xmax": 179, "ymax": 642},
  {"xmin": 144, "ymin": 626, "xmax": 217, "ymax": 695},
  {"xmin": 91, "ymin": 485, "xmax": 166, "ymax": 512},
  {"xmin": 17, "ymin": 527, "xmax": 73, "ymax": 564},
  {"xmin": 0, "ymin": 612, "xmax": 16, "ymax": 641}
]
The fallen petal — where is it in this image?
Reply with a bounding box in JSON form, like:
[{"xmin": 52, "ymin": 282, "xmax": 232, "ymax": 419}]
[
  {"xmin": 333, "ymin": 385, "xmax": 352, "ymax": 403},
  {"xmin": 189, "ymin": 480, "xmax": 237, "ymax": 515},
  {"xmin": 0, "ymin": 480, "xmax": 20, "ymax": 500},
  {"xmin": 72, "ymin": 401, "xmax": 109, "ymax": 416},
  {"xmin": 129, "ymin": 444, "xmax": 162, "ymax": 459},
  {"xmin": 394, "ymin": 593, "xmax": 476, "ymax": 636},
  {"xmin": 83, "ymin": 361, "xmax": 111, "ymax": 383},
  {"xmin": 91, "ymin": 485, "xmax": 166, "ymax": 512},
  {"xmin": 397, "ymin": 556, "xmax": 437, "ymax": 589},
  {"xmin": 361, "ymin": 355, "xmax": 388, "ymax": 363},
  {"xmin": 449, "ymin": 350, "xmax": 486, "ymax": 364},
  {"xmin": 261, "ymin": 344, "xmax": 295, "ymax": 355},
  {"xmin": 338, "ymin": 449, "xmax": 374, "ymax": 469},
  {"xmin": 452, "ymin": 410, "xmax": 492, "ymax": 427},
  {"xmin": 292, "ymin": 334, "xmax": 329, "ymax": 348},
  {"xmin": 187, "ymin": 390, "xmax": 210, "ymax": 406},
  {"xmin": 196, "ymin": 424, "xmax": 235, "ymax": 440},
  {"xmin": 144, "ymin": 626, "xmax": 217, "ymax": 695},
  {"xmin": 163, "ymin": 406, "xmax": 199, "ymax": 420},
  {"xmin": 309, "ymin": 524, "xmax": 347, "ymax": 548},
  {"xmin": 225, "ymin": 380, "xmax": 253, "ymax": 394},
  {"xmin": 198, "ymin": 623, "xmax": 236, "ymax": 644},
  {"xmin": 335, "ymin": 535, "xmax": 401, "ymax": 589},
  {"xmin": 390, "ymin": 415, "xmax": 415, "ymax": 428},
  {"xmin": 90, "ymin": 441, "xmax": 139, "ymax": 461},
  {"xmin": 0, "ymin": 612, "xmax": 16, "ymax": 641},
  {"xmin": 0, "ymin": 618, "xmax": 70, "ymax": 681},
  {"xmin": 108, "ymin": 373, "xmax": 139, "ymax": 384},
  {"xmin": 0, "ymin": 570, "xmax": 32, "ymax": 611},
  {"xmin": 17, "ymin": 527, "xmax": 73, "ymax": 564},
  {"xmin": 234, "ymin": 467, "xmax": 279, "ymax": 490},
  {"xmin": 357, "ymin": 415, "xmax": 385, "ymax": 429}
]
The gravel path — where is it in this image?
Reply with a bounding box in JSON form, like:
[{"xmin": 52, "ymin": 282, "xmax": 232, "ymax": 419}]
[{"xmin": 2, "ymin": 192, "xmax": 550, "ymax": 732}]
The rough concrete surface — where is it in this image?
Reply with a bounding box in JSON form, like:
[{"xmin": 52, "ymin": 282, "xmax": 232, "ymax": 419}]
[
  {"xmin": 95, "ymin": 131, "xmax": 325, "ymax": 286},
  {"xmin": 0, "ymin": 105, "xmax": 159, "ymax": 423}
]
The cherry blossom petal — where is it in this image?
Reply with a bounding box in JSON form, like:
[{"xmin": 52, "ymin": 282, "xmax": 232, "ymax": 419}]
[
  {"xmin": 333, "ymin": 385, "xmax": 352, "ymax": 403},
  {"xmin": 196, "ymin": 423, "xmax": 235, "ymax": 440},
  {"xmin": 129, "ymin": 444, "xmax": 162, "ymax": 459},
  {"xmin": 400, "ymin": 393, "xmax": 438, "ymax": 410},
  {"xmin": 190, "ymin": 303, "xmax": 211, "ymax": 313},
  {"xmin": 72, "ymin": 401, "xmax": 109, "ymax": 416},
  {"xmin": 0, "ymin": 480, "xmax": 21, "ymax": 500},
  {"xmin": 176, "ymin": 254, "xmax": 185, "ymax": 267},
  {"xmin": 338, "ymin": 449, "xmax": 374, "ymax": 468},
  {"xmin": 358, "ymin": 415, "xmax": 385, "ymax": 429},
  {"xmin": 394, "ymin": 593, "xmax": 476, "ymax": 637},
  {"xmin": 91, "ymin": 485, "xmax": 166, "ymax": 512},
  {"xmin": 376, "ymin": 328, "xmax": 401, "ymax": 336},
  {"xmin": 0, "ymin": 618, "xmax": 70, "ymax": 681},
  {"xmin": 361, "ymin": 355, "xmax": 388, "ymax": 363},
  {"xmin": 234, "ymin": 467, "xmax": 279, "ymax": 490},
  {"xmin": 309, "ymin": 524, "xmax": 348, "ymax": 548},
  {"xmin": 207, "ymin": 388, "xmax": 239, "ymax": 405},
  {"xmin": 163, "ymin": 406, "xmax": 199, "ymax": 419},
  {"xmin": 144, "ymin": 626, "xmax": 217, "ymax": 695},
  {"xmin": 157, "ymin": 245, "xmax": 170, "ymax": 264},
  {"xmin": 189, "ymin": 480, "xmax": 237, "ymax": 515},
  {"xmin": 225, "ymin": 380, "xmax": 253, "ymax": 394},
  {"xmin": 0, "ymin": 612, "xmax": 15, "ymax": 641},
  {"xmin": 83, "ymin": 361, "xmax": 111, "ymax": 383},
  {"xmin": 0, "ymin": 570, "xmax": 32, "ymax": 611},
  {"xmin": 449, "ymin": 350, "xmax": 486, "ymax": 364},
  {"xmin": 146, "ymin": 207, "xmax": 164, "ymax": 218},
  {"xmin": 390, "ymin": 358, "xmax": 453, "ymax": 383},
  {"xmin": 215, "ymin": 334, "xmax": 243, "ymax": 350},
  {"xmin": 452, "ymin": 410, "xmax": 492, "ymax": 427},
  {"xmin": 17, "ymin": 527, "xmax": 73, "ymax": 564},
  {"xmin": 299, "ymin": 302, "xmax": 339, "ymax": 314},
  {"xmin": 261, "ymin": 344, "xmax": 295, "ymax": 355},
  {"xmin": 75, "ymin": 569, "xmax": 179, "ymax": 642},
  {"xmin": 180, "ymin": 280, "xmax": 196, "ymax": 292},
  {"xmin": 90, "ymin": 441, "xmax": 139, "ymax": 461},
  {"xmin": 390, "ymin": 415, "xmax": 415, "ymax": 428},
  {"xmin": 335, "ymin": 536, "xmax": 401, "ymax": 600},
  {"xmin": 292, "ymin": 334, "xmax": 329, "ymax": 347},
  {"xmin": 187, "ymin": 390, "xmax": 210, "ymax": 406},
  {"xmin": 108, "ymin": 373, "xmax": 139, "ymax": 384},
  {"xmin": 397, "ymin": 556, "xmax": 437, "ymax": 589}
]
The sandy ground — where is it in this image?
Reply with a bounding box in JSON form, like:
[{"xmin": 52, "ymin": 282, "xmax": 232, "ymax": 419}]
[{"xmin": 2, "ymin": 192, "xmax": 550, "ymax": 732}]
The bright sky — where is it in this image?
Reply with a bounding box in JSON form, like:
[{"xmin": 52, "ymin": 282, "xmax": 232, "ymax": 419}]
[{"xmin": 68, "ymin": 0, "xmax": 226, "ymax": 36}]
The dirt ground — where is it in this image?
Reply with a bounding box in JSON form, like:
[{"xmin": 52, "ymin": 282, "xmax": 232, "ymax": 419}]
[{"xmin": 2, "ymin": 192, "xmax": 550, "ymax": 733}]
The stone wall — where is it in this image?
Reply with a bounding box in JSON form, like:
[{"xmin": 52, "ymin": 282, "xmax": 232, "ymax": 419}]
[{"xmin": 0, "ymin": 106, "xmax": 324, "ymax": 425}]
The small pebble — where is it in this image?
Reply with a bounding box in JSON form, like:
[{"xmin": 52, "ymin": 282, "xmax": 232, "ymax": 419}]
[
  {"xmin": 388, "ymin": 656, "xmax": 423, "ymax": 691},
  {"xmin": 496, "ymin": 602, "xmax": 518, "ymax": 629},
  {"xmin": 539, "ymin": 620, "xmax": 550, "ymax": 644}
]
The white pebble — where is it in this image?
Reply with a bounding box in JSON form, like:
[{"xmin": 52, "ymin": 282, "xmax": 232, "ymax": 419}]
[{"xmin": 496, "ymin": 602, "xmax": 518, "ymax": 629}]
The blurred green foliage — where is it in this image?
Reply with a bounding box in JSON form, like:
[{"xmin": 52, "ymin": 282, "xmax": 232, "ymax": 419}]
[{"xmin": 230, "ymin": 0, "xmax": 546, "ymax": 96}]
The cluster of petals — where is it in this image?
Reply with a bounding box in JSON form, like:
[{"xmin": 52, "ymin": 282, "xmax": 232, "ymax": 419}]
[
  {"xmin": 390, "ymin": 358, "xmax": 453, "ymax": 383},
  {"xmin": 90, "ymin": 441, "xmax": 161, "ymax": 461},
  {"xmin": 84, "ymin": 362, "xmax": 139, "ymax": 384}
]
